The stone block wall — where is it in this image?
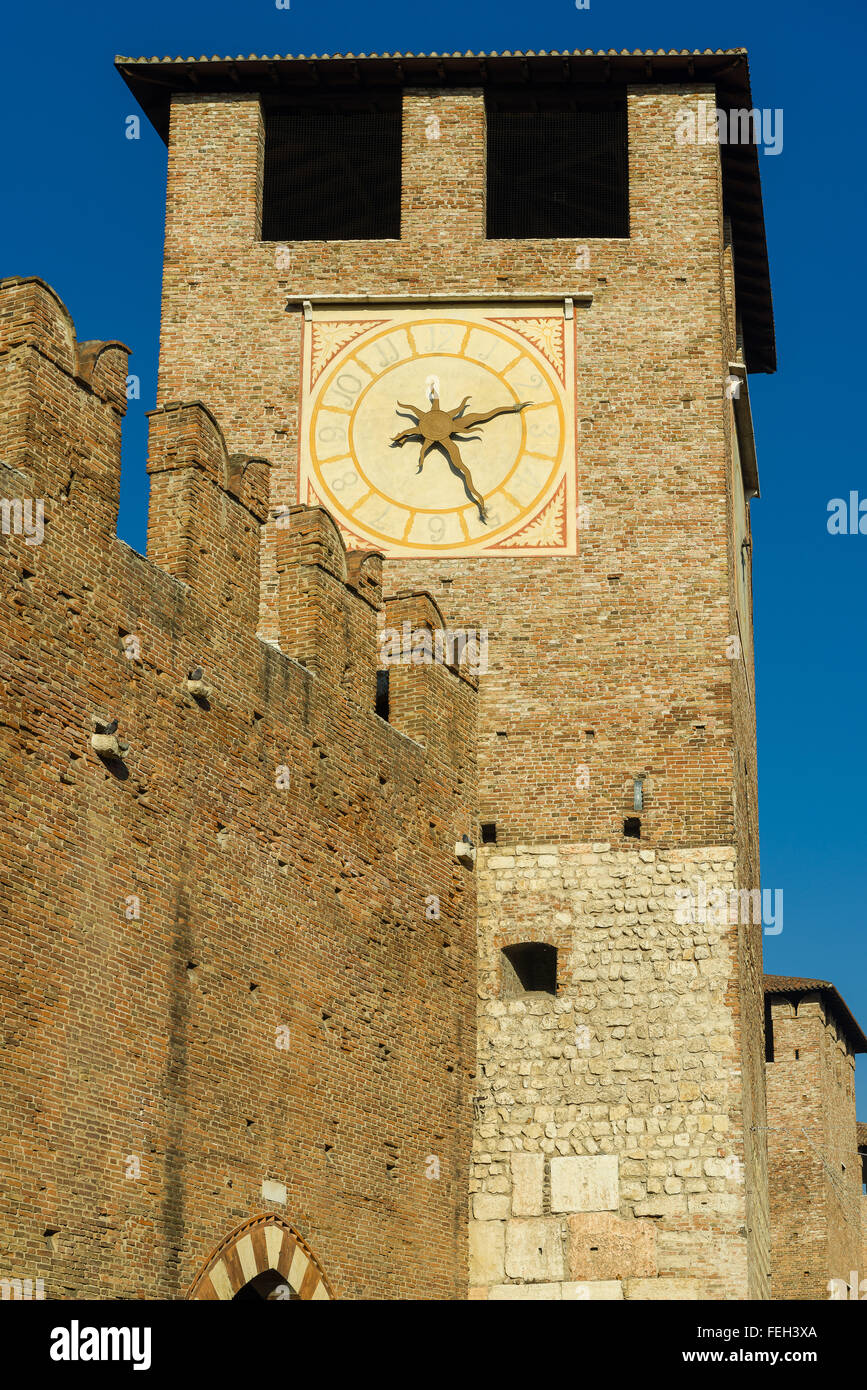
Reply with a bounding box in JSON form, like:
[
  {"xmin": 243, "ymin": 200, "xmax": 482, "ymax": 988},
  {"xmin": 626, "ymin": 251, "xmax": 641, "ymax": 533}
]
[{"xmin": 469, "ymin": 843, "xmax": 754, "ymax": 1298}]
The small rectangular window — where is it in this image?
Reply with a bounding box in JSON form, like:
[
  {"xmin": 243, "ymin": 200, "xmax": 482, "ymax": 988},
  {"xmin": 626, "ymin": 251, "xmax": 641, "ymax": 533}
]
[
  {"xmin": 623, "ymin": 817, "xmax": 640, "ymax": 839},
  {"xmin": 501, "ymin": 943, "xmax": 557, "ymax": 997},
  {"xmin": 481, "ymin": 822, "xmax": 497, "ymax": 844}
]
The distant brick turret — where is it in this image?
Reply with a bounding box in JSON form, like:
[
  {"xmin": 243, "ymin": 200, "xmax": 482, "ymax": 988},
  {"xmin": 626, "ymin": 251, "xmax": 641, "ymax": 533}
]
[{"xmin": 764, "ymin": 975, "xmax": 867, "ymax": 1300}]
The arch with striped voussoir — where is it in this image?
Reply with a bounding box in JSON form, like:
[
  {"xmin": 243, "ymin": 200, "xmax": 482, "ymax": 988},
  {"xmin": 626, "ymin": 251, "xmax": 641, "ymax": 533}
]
[{"xmin": 186, "ymin": 1213, "xmax": 334, "ymax": 1300}]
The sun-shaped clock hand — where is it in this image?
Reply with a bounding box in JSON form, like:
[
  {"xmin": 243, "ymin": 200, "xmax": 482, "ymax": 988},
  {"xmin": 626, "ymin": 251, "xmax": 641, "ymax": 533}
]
[{"xmin": 390, "ymin": 389, "xmax": 531, "ymax": 523}]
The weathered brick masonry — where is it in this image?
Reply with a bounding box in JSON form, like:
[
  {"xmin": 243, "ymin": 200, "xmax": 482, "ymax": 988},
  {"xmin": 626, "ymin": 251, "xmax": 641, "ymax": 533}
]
[
  {"xmin": 0, "ymin": 276, "xmax": 477, "ymax": 1299},
  {"xmin": 8, "ymin": 47, "xmax": 861, "ymax": 1302},
  {"xmin": 764, "ymin": 978, "xmax": 866, "ymax": 1300},
  {"xmin": 125, "ymin": 49, "xmax": 771, "ymax": 1297}
]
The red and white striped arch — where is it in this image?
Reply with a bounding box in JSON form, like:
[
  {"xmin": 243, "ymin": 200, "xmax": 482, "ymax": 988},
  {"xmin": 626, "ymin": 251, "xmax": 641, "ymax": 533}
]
[{"xmin": 187, "ymin": 1213, "xmax": 334, "ymax": 1300}]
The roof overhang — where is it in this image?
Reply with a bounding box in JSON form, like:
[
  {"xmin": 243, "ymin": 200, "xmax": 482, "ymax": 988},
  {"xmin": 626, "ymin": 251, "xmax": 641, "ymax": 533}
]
[
  {"xmin": 115, "ymin": 47, "xmax": 775, "ymax": 374},
  {"xmin": 764, "ymin": 974, "xmax": 867, "ymax": 1054},
  {"xmin": 728, "ymin": 362, "xmax": 760, "ymax": 497}
]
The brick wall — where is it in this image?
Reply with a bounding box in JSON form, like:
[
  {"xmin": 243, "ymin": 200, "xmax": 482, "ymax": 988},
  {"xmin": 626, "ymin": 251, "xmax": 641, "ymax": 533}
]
[
  {"xmin": 0, "ymin": 277, "xmax": 477, "ymax": 1299},
  {"xmin": 766, "ymin": 993, "xmax": 862, "ymax": 1300}
]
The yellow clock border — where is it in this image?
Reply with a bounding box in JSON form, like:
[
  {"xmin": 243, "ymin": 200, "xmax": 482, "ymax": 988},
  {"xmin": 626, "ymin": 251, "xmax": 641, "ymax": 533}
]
[{"xmin": 301, "ymin": 311, "xmax": 574, "ymax": 557}]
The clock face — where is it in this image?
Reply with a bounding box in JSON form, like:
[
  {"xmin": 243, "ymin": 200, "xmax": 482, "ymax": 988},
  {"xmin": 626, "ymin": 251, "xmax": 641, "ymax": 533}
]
[{"xmin": 298, "ymin": 306, "xmax": 576, "ymax": 557}]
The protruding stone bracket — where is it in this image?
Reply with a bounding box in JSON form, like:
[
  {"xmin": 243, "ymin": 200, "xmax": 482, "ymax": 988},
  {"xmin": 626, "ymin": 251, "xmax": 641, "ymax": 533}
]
[
  {"xmin": 89, "ymin": 714, "xmax": 128, "ymax": 759},
  {"xmin": 456, "ymin": 838, "xmax": 476, "ymax": 868}
]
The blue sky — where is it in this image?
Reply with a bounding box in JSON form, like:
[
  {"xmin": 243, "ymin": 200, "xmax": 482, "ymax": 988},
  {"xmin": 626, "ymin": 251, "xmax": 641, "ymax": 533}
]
[{"xmin": 3, "ymin": 0, "xmax": 866, "ymax": 1110}]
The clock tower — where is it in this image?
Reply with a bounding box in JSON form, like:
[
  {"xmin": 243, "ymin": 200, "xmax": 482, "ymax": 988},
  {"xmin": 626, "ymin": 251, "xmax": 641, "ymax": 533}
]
[{"xmin": 119, "ymin": 46, "xmax": 774, "ymax": 1300}]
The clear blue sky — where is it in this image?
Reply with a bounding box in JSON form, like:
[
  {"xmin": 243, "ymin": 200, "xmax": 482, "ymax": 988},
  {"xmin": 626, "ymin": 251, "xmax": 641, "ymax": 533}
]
[{"xmin": 3, "ymin": 0, "xmax": 865, "ymax": 1111}]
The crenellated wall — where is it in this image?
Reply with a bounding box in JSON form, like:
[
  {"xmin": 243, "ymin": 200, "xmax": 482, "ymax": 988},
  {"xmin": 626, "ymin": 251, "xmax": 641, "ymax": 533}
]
[{"xmin": 0, "ymin": 277, "xmax": 477, "ymax": 1299}]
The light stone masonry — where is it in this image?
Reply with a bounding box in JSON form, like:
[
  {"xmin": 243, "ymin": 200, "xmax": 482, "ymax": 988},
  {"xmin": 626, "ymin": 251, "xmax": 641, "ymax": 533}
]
[{"xmin": 470, "ymin": 842, "xmax": 751, "ymax": 1299}]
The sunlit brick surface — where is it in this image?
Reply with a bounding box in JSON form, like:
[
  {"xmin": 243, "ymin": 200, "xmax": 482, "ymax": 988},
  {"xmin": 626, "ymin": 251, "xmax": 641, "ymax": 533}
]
[{"xmin": 0, "ymin": 277, "xmax": 477, "ymax": 1299}]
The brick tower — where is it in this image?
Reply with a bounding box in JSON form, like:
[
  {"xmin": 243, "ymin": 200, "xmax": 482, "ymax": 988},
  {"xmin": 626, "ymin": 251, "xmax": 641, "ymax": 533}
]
[
  {"xmin": 117, "ymin": 46, "xmax": 775, "ymax": 1298},
  {"xmin": 764, "ymin": 976, "xmax": 867, "ymax": 1299}
]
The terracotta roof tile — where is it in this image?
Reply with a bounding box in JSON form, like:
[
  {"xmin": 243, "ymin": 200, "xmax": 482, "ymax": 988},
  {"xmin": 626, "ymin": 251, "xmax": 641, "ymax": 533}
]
[
  {"xmin": 114, "ymin": 48, "xmax": 749, "ymax": 64},
  {"xmin": 764, "ymin": 975, "xmax": 867, "ymax": 1054}
]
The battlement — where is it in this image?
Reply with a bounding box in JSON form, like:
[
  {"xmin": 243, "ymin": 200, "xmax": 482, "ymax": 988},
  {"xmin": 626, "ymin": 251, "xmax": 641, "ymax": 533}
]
[
  {"xmin": 0, "ymin": 278, "xmax": 475, "ymax": 756},
  {"xmin": 381, "ymin": 589, "xmax": 480, "ymax": 749},
  {"xmin": 273, "ymin": 505, "xmax": 379, "ymax": 698},
  {"xmin": 0, "ymin": 277, "xmax": 129, "ymax": 532},
  {"xmin": 146, "ymin": 399, "xmax": 269, "ymax": 627}
]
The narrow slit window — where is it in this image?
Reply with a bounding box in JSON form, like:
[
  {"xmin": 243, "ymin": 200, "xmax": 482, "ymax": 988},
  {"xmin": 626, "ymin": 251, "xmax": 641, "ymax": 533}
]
[
  {"xmin": 764, "ymin": 998, "xmax": 775, "ymax": 1062},
  {"xmin": 375, "ymin": 670, "xmax": 390, "ymax": 722}
]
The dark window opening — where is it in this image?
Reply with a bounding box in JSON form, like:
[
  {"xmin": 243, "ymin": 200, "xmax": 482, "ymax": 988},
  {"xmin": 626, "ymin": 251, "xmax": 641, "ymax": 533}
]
[
  {"xmin": 233, "ymin": 1269, "xmax": 297, "ymax": 1300},
  {"xmin": 486, "ymin": 91, "xmax": 629, "ymax": 240},
  {"xmin": 501, "ymin": 942, "xmax": 557, "ymax": 997},
  {"xmin": 764, "ymin": 998, "xmax": 775, "ymax": 1063},
  {"xmin": 623, "ymin": 817, "xmax": 640, "ymax": 839},
  {"xmin": 375, "ymin": 670, "xmax": 390, "ymax": 722},
  {"xmin": 481, "ymin": 822, "xmax": 497, "ymax": 844},
  {"xmin": 860, "ymin": 1153, "xmax": 867, "ymax": 1194},
  {"xmin": 262, "ymin": 101, "xmax": 401, "ymax": 241}
]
